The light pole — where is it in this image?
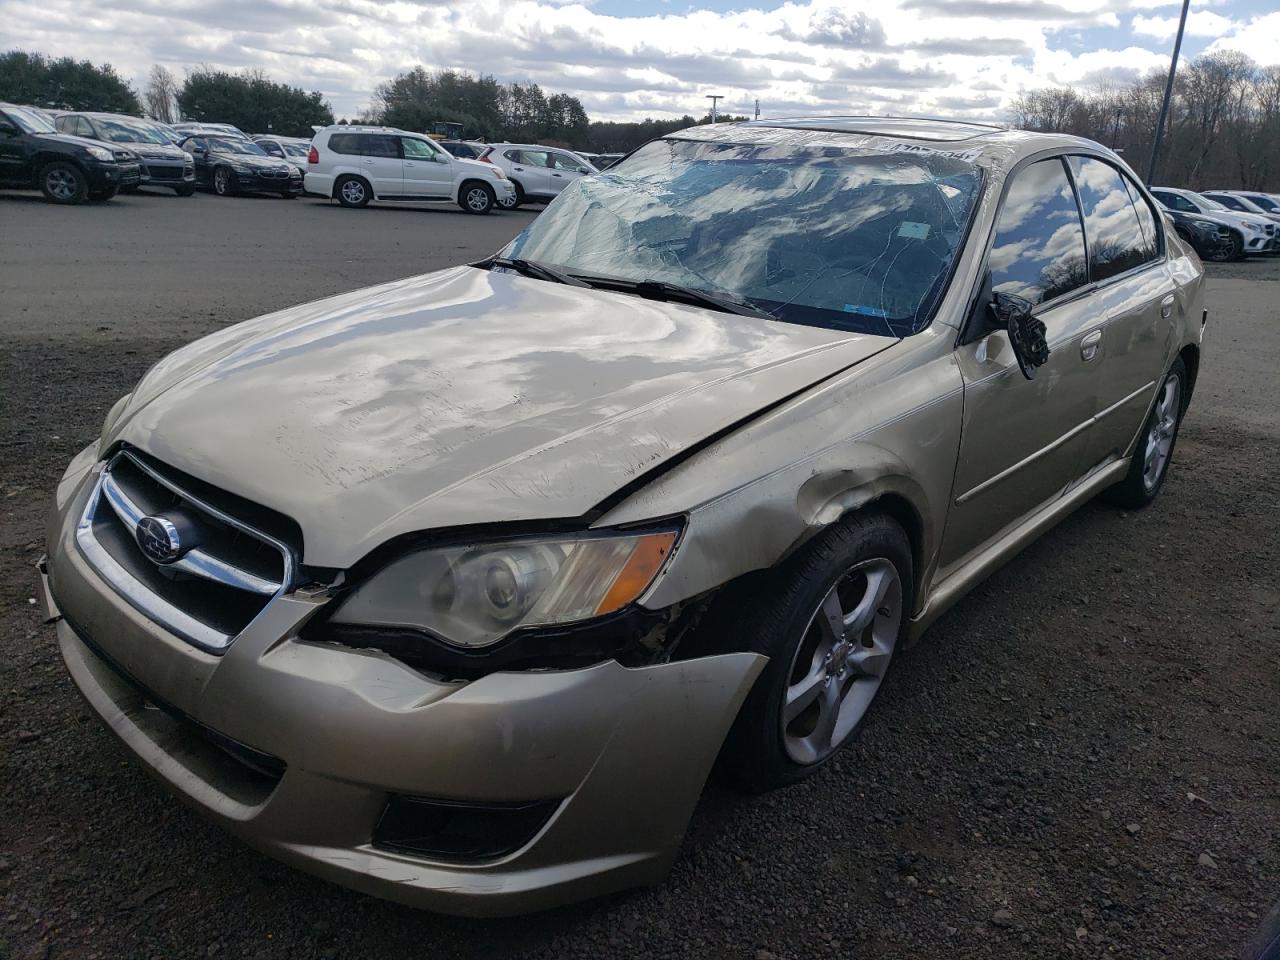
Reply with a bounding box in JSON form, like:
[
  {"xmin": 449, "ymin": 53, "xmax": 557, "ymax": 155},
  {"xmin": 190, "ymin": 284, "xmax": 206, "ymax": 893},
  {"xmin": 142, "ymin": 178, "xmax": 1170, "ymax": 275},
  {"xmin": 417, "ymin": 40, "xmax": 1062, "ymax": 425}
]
[
  {"xmin": 706, "ymin": 94, "xmax": 725, "ymax": 123},
  {"xmin": 1147, "ymin": 0, "xmax": 1191, "ymax": 183}
]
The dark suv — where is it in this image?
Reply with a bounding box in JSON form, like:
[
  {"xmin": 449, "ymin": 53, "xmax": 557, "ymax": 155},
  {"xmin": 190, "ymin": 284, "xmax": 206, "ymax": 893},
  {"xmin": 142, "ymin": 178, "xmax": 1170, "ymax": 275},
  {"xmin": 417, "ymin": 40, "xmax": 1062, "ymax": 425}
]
[
  {"xmin": 54, "ymin": 112, "xmax": 195, "ymax": 195},
  {"xmin": 0, "ymin": 102, "xmax": 141, "ymax": 203}
]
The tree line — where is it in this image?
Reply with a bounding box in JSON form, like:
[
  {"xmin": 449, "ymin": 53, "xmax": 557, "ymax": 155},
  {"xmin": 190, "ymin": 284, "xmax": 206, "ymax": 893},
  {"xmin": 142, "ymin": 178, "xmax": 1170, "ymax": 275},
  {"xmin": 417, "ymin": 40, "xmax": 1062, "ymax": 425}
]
[
  {"xmin": 1011, "ymin": 51, "xmax": 1280, "ymax": 190},
  {"xmin": 1, "ymin": 49, "xmax": 747, "ymax": 152}
]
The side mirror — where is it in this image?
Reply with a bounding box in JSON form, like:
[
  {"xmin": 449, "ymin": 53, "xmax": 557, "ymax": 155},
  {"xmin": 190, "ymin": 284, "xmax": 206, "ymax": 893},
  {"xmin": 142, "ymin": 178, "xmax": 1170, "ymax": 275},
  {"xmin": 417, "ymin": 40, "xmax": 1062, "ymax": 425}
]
[
  {"xmin": 990, "ymin": 291, "xmax": 1051, "ymax": 380},
  {"xmin": 0, "ymin": 123, "xmax": 17, "ymax": 137},
  {"xmin": 435, "ymin": 153, "xmax": 451, "ymax": 163}
]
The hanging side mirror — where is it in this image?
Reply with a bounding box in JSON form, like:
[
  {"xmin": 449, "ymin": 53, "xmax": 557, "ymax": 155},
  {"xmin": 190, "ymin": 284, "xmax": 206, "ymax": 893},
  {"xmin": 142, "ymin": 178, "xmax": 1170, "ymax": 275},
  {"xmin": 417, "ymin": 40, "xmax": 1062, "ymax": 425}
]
[{"xmin": 990, "ymin": 291, "xmax": 1051, "ymax": 380}]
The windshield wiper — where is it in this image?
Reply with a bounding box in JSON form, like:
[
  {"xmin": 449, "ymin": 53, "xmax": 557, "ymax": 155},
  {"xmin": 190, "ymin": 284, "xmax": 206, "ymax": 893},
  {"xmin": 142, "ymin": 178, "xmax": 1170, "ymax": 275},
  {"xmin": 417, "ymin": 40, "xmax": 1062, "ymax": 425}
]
[
  {"xmin": 483, "ymin": 257, "xmax": 591, "ymax": 287},
  {"xmin": 586, "ymin": 276, "xmax": 774, "ymax": 320}
]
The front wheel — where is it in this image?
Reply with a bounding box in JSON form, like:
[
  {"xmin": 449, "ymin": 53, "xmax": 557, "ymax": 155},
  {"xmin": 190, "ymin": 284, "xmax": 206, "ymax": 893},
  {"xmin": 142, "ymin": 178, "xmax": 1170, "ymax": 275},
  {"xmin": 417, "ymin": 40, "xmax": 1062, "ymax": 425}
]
[
  {"xmin": 497, "ymin": 181, "xmax": 523, "ymax": 210},
  {"xmin": 1207, "ymin": 233, "xmax": 1242, "ymax": 262},
  {"xmin": 460, "ymin": 182, "xmax": 495, "ymax": 215},
  {"xmin": 212, "ymin": 167, "xmax": 236, "ymax": 196},
  {"xmin": 39, "ymin": 162, "xmax": 87, "ymax": 204},
  {"xmin": 1103, "ymin": 357, "xmax": 1186, "ymax": 508},
  {"xmin": 720, "ymin": 512, "xmax": 912, "ymax": 793},
  {"xmin": 87, "ymin": 185, "xmax": 118, "ymax": 202},
  {"xmin": 174, "ymin": 183, "xmax": 196, "ymax": 197}
]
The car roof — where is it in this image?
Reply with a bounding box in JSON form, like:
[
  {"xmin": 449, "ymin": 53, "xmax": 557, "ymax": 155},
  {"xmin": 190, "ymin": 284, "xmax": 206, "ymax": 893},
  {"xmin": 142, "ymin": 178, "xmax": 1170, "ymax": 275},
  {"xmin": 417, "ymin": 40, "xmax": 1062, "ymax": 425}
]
[{"xmin": 741, "ymin": 116, "xmax": 1004, "ymax": 142}]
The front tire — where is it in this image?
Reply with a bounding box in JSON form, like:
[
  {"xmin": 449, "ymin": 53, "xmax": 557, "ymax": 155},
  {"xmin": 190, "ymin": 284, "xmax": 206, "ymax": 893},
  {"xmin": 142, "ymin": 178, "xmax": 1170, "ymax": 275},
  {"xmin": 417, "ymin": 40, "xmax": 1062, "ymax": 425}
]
[
  {"xmin": 212, "ymin": 166, "xmax": 236, "ymax": 196},
  {"xmin": 174, "ymin": 183, "xmax": 196, "ymax": 197},
  {"xmin": 460, "ymin": 182, "xmax": 495, "ymax": 215},
  {"xmin": 1207, "ymin": 232, "xmax": 1242, "ymax": 262},
  {"xmin": 39, "ymin": 162, "xmax": 87, "ymax": 204},
  {"xmin": 720, "ymin": 512, "xmax": 913, "ymax": 793},
  {"xmin": 1103, "ymin": 357, "xmax": 1186, "ymax": 508},
  {"xmin": 87, "ymin": 185, "xmax": 118, "ymax": 202},
  {"xmin": 334, "ymin": 175, "xmax": 370, "ymax": 208}
]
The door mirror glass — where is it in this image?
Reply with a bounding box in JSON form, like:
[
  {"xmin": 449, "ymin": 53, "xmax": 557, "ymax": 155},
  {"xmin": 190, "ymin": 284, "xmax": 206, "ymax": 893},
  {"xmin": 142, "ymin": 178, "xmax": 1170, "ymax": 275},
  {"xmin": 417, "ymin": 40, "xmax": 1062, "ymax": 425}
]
[{"xmin": 990, "ymin": 291, "xmax": 1050, "ymax": 380}]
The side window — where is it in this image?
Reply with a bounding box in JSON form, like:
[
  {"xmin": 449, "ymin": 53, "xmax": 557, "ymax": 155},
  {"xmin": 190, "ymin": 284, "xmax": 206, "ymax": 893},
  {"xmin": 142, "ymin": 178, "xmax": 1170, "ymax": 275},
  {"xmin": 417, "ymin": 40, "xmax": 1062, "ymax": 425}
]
[
  {"xmin": 989, "ymin": 158, "xmax": 1088, "ymax": 307},
  {"xmin": 1211, "ymin": 195, "xmax": 1245, "ymax": 211},
  {"xmin": 400, "ymin": 137, "xmax": 438, "ymax": 160},
  {"xmin": 73, "ymin": 116, "xmax": 95, "ymax": 138},
  {"xmin": 503, "ymin": 149, "xmax": 523, "ymax": 163},
  {"xmin": 54, "ymin": 115, "xmax": 73, "ymax": 133},
  {"xmin": 552, "ymin": 153, "xmax": 588, "ymax": 172},
  {"xmin": 521, "ymin": 150, "xmax": 551, "ymax": 167},
  {"xmin": 1162, "ymin": 192, "xmax": 1195, "ymax": 213},
  {"xmin": 1069, "ymin": 157, "xmax": 1152, "ymax": 282},
  {"xmin": 260, "ymin": 141, "xmax": 284, "ymax": 157},
  {"xmin": 327, "ymin": 133, "xmax": 358, "ymax": 155},
  {"xmin": 1120, "ymin": 174, "xmax": 1160, "ymax": 264},
  {"xmin": 359, "ymin": 135, "xmax": 400, "ymax": 158}
]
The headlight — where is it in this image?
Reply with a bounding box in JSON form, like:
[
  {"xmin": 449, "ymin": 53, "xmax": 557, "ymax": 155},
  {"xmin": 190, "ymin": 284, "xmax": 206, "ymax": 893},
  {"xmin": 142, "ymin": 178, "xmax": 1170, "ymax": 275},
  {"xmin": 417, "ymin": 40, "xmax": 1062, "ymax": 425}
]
[
  {"xmin": 182, "ymin": 151, "xmax": 193, "ymax": 162},
  {"xmin": 1189, "ymin": 218, "xmax": 1218, "ymax": 231},
  {"xmin": 490, "ymin": 167, "xmax": 508, "ymax": 179},
  {"xmin": 85, "ymin": 146, "xmax": 113, "ymax": 162},
  {"xmin": 329, "ymin": 529, "xmax": 679, "ymax": 648}
]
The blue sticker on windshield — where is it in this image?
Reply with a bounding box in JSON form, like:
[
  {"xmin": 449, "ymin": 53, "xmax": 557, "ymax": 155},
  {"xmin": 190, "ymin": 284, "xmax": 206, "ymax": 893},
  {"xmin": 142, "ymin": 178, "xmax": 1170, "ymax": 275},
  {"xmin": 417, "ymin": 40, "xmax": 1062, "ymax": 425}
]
[
  {"xmin": 898, "ymin": 221, "xmax": 930, "ymax": 240},
  {"xmin": 844, "ymin": 304, "xmax": 887, "ymax": 317}
]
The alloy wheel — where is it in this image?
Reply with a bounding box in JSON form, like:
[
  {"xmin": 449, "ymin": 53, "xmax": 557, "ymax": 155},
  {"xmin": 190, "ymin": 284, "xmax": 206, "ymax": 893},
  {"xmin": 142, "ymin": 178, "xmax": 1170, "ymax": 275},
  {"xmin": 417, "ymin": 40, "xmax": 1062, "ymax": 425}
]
[
  {"xmin": 45, "ymin": 168, "xmax": 77, "ymax": 201},
  {"xmin": 466, "ymin": 187, "xmax": 490, "ymax": 212},
  {"xmin": 782, "ymin": 557, "xmax": 902, "ymax": 765},
  {"xmin": 1142, "ymin": 374, "xmax": 1181, "ymax": 492},
  {"xmin": 214, "ymin": 169, "xmax": 230, "ymax": 195},
  {"xmin": 341, "ymin": 180, "xmax": 366, "ymax": 205}
]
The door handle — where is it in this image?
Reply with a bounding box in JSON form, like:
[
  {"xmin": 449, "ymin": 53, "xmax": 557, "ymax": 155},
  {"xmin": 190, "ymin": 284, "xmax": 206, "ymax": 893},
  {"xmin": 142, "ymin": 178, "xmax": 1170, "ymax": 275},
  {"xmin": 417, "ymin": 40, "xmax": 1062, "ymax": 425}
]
[
  {"xmin": 1080, "ymin": 329, "xmax": 1102, "ymax": 361},
  {"xmin": 551, "ymin": 173, "xmax": 563, "ymax": 178},
  {"xmin": 514, "ymin": 166, "xmax": 524, "ymax": 171},
  {"xmin": 362, "ymin": 158, "xmax": 375, "ymax": 165},
  {"xmin": 1160, "ymin": 294, "xmax": 1176, "ymax": 319}
]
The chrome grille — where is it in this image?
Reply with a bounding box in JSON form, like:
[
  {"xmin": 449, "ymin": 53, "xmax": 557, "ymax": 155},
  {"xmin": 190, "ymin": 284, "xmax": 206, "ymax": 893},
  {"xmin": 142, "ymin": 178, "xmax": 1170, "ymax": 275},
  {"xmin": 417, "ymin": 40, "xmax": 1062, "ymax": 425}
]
[{"xmin": 76, "ymin": 450, "xmax": 295, "ymax": 652}]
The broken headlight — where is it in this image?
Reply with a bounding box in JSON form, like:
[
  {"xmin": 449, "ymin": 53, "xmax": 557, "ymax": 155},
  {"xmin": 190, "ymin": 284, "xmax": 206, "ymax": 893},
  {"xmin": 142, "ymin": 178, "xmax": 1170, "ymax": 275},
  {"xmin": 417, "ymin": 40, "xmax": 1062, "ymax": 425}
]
[{"xmin": 328, "ymin": 528, "xmax": 679, "ymax": 649}]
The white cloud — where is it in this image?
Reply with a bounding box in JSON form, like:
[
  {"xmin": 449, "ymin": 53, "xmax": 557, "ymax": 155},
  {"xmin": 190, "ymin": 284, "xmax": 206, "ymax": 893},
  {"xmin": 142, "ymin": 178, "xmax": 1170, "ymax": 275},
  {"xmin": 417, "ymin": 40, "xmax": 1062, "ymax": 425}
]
[
  {"xmin": 1207, "ymin": 11, "xmax": 1280, "ymax": 65},
  {"xmin": 0, "ymin": 0, "xmax": 1272, "ymax": 126},
  {"xmin": 1131, "ymin": 9, "xmax": 1237, "ymax": 40}
]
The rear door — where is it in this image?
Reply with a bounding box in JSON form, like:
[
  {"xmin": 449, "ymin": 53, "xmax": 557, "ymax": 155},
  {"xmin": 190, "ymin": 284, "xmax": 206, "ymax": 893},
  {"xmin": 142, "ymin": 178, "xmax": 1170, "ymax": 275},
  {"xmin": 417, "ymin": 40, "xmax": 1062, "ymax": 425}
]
[
  {"xmin": 940, "ymin": 156, "xmax": 1102, "ymax": 576},
  {"xmin": 358, "ymin": 134, "xmax": 402, "ymax": 198},
  {"xmin": 1068, "ymin": 156, "xmax": 1174, "ymax": 465},
  {"xmin": 507, "ymin": 149, "xmax": 552, "ymax": 197},
  {"xmin": 399, "ymin": 136, "xmax": 452, "ymax": 198}
]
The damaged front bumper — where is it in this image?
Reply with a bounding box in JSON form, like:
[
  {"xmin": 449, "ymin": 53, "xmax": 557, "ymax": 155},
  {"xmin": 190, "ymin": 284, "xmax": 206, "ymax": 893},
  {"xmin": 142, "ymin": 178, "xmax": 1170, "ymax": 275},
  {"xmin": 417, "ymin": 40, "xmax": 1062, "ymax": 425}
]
[{"xmin": 42, "ymin": 462, "xmax": 764, "ymax": 916}]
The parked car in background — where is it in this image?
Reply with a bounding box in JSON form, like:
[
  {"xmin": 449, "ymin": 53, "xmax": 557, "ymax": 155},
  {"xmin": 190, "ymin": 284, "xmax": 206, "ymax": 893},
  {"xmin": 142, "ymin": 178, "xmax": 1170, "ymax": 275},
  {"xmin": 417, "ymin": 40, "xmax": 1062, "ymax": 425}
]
[
  {"xmin": 170, "ymin": 122, "xmax": 249, "ymax": 141},
  {"xmin": 42, "ymin": 118, "xmax": 1204, "ymax": 916},
  {"xmin": 438, "ymin": 139, "xmax": 488, "ymax": 160},
  {"xmin": 53, "ymin": 112, "xmax": 195, "ymax": 195},
  {"xmin": 1200, "ymin": 190, "xmax": 1280, "ymax": 226},
  {"xmin": 479, "ymin": 143, "xmax": 597, "ymax": 209},
  {"xmin": 251, "ymin": 135, "xmax": 311, "ymax": 173},
  {"xmin": 305, "ymin": 124, "xmax": 513, "ymax": 214},
  {"xmin": 0, "ymin": 102, "xmax": 141, "ymax": 203},
  {"xmin": 178, "ymin": 135, "xmax": 302, "ymax": 198},
  {"xmin": 1160, "ymin": 206, "xmax": 1236, "ymax": 262},
  {"xmin": 580, "ymin": 151, "xmax": 624, "ymax": 170},
  {"xmin": 1150, "ymin": 187, "xmax": 1275, "ymax": 258}
]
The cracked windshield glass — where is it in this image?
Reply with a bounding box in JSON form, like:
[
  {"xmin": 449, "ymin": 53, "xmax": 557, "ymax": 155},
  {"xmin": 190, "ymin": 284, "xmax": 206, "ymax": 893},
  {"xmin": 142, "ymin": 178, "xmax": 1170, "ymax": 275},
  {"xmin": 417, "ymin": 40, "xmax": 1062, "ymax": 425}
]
[{"xmin": 504, "ymin": 137, "xmax": 981, "ymax": 337}]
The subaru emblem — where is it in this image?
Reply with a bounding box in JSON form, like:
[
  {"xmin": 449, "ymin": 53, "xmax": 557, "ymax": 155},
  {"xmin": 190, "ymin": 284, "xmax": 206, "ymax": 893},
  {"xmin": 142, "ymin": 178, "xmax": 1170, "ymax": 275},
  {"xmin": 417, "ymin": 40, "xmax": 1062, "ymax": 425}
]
[{"xmin": 136, "ymin": 516, "xmax": 182, "ymax": 564}]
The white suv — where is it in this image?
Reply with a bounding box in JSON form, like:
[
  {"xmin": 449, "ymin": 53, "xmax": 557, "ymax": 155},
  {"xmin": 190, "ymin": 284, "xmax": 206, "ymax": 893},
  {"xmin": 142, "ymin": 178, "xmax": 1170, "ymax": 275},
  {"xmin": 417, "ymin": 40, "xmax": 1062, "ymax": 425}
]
[
  {"xmin": 306, "ymin": 125, "xmax": 514, "ymax": 214},
  {"xmin": 479, "ymin": 143, "xmax": 597, "ymax": 209}
]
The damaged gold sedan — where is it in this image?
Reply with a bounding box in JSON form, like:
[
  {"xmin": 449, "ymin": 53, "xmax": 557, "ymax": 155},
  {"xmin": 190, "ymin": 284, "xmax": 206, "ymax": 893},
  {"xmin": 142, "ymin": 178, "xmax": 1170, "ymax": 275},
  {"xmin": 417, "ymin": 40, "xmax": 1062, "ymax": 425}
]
[{"xmin": 41, "ymin": 117, "xmax": 1205, "ymax": 915}]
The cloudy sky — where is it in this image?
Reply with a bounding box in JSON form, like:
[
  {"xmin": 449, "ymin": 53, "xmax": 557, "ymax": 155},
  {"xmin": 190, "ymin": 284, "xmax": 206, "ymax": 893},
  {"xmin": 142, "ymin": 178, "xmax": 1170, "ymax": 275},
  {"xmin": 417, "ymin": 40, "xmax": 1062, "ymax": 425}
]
[{"xmin": 1, "ymin": 0, "xmax": 1277, "ymax": 121}]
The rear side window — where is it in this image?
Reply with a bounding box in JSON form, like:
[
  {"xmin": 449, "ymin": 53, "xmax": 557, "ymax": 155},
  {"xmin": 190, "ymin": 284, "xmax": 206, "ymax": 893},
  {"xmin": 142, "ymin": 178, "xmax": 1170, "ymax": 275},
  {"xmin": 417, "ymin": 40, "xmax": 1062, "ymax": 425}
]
[
  {"xmin": 327, "ymin": 133, "xmax": 359, "ymax": 155},
  {"xmin": 989, "ymin": 158, "xmax": 1088, "ymax": 307},
  {"xmin": 1069, "ymin": 157, "xmax": 1154, "ymax": 282},
  {"xmin": 359, "ymin": 135, "xmax": 399, "ymax": 158},
  {"xmin": 1121, "ymin": 174, "xmax": 1161, "ymax": 263},
  {"xmin": 1153, "ymin": 190, "xmax": 1195, "ymax": 213}
]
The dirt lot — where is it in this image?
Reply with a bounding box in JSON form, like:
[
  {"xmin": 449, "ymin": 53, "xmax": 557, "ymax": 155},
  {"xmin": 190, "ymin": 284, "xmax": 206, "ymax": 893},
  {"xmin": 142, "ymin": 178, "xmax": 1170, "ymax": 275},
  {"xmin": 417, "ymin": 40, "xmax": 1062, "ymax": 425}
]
[{"xmin": 1, "ymin": 190, "xmax": 1277, "ymax": 960}]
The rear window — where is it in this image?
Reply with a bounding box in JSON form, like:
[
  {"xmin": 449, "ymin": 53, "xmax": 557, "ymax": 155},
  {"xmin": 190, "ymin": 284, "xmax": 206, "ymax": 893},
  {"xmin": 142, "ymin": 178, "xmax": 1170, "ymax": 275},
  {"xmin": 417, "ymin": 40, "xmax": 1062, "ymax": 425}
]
[{"xmin": 327, "ymin": 133, "xmax": 400, "ymax": 158}]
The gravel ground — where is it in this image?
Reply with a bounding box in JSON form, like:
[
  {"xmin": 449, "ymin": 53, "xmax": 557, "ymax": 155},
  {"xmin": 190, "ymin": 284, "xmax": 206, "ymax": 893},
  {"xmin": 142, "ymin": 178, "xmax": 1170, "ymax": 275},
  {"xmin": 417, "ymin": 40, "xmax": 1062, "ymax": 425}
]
[{"xmin": 2, "ymin": 192, "xmax": 1277, "ymax": 960}]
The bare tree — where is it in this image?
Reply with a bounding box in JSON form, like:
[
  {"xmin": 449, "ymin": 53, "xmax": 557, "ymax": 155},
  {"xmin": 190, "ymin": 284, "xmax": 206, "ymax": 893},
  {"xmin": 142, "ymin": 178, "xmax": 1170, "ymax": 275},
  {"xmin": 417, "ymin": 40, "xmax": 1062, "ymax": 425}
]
[{"xmin": 145, "ymin": 65, "xmax": 178, "ymax": 123}]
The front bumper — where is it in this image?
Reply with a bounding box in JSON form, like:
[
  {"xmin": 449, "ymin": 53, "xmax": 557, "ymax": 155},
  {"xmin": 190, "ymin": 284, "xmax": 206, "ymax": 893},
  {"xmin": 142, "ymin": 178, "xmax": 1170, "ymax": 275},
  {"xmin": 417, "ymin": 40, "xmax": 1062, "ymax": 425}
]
[
  {"xmin": 87, "ymin": 161, "xmax": 142, "ymax": 189},
  {"xmin": 43, "ymin": 461, "xmax": 762, "ymax": 916},
  {"xmin": 140, "ymin": 160, "xmax": 195, "ymax": 185},
  {"xmin": 235, "ymin": 171, "xmax": 303, "ymax": 194}
]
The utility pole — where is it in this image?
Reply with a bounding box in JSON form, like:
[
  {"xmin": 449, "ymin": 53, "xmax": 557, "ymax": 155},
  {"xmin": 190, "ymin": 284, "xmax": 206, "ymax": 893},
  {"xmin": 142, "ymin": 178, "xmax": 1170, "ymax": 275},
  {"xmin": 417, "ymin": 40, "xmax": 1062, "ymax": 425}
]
[
  {"xmin": 755, "ymin": 98, "xmax": 760, "ymax": 120},
  {"xmin": 706, "ymin": 94, "xmax": 724, "ymax": 123},
  {"xmin": 1147, "ymin": 0, "xmax": 1190, "ymax": 183}
]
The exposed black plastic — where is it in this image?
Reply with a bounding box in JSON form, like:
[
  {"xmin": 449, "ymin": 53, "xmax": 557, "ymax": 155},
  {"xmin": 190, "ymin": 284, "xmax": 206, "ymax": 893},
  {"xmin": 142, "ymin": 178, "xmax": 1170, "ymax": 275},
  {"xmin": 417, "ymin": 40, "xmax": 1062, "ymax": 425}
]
[{"xmin": 373, "ymin": 795, "xmax": 560, "ymax": 862}]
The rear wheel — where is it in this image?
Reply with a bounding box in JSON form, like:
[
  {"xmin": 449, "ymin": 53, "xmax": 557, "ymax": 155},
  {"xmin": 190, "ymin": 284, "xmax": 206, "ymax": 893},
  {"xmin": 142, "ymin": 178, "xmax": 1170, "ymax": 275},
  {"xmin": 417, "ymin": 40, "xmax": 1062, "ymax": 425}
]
[
  {"xmin": 39, "ymin": 162, "xmax": 87, "ymax": 204},
  {"xmin": 498, "ymin": 180, "xmax": 524, "ymax": 210},
  {"xmin": 335, "ymin": 175, "xmax": 370, "ymax": 208},
  {"xmin": 720, "ymin": 512, "xmax": 912, "ymax": 793},
  {"xmin": 212, "ymin": 166, "xmax": 236, "ymax": 196},
  {"xmin": 460, "ymin": 182, "xmax": 494, "ymax": 215},
  {"xmin": 1103, "ymin": 356, "xmax": 1186, "ymax": 508}
]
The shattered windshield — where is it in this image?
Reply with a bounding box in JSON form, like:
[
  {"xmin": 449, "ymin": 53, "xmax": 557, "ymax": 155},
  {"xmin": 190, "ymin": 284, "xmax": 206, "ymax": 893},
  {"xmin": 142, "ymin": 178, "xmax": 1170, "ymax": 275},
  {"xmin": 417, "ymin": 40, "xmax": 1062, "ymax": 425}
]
[{"xmin": 502, "ymin": 137, "xmax": 982, "ymax": 336}]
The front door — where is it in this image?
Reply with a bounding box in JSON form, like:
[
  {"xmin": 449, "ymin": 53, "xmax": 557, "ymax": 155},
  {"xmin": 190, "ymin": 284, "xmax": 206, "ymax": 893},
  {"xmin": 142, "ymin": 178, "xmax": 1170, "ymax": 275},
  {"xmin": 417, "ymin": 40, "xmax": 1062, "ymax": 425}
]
[
  {"xmin": 0, "ymin": 112, "xmax": 29, "ymax": 183},
  {"xmin": 508, "ymin": 149, "xmax": 552, "ymax": 198},
  {"xmin": 399, "ymin": 136, "xmax": 452, "ymax": 199},
  {"xmin": 546, "ymin": 151, "xmax": 591, "ymax": 197},
  {"xmin": 939, "ymin": 156, "xmax": 1102, "ymax": 578}
]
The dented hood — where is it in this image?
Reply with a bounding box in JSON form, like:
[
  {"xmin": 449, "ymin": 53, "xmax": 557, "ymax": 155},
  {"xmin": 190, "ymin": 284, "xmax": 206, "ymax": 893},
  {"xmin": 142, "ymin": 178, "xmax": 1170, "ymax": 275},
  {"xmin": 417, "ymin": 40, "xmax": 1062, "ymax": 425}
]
[{"xmin": 109, "ymin": 266, "xmax": 893, "ymax": 567}]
